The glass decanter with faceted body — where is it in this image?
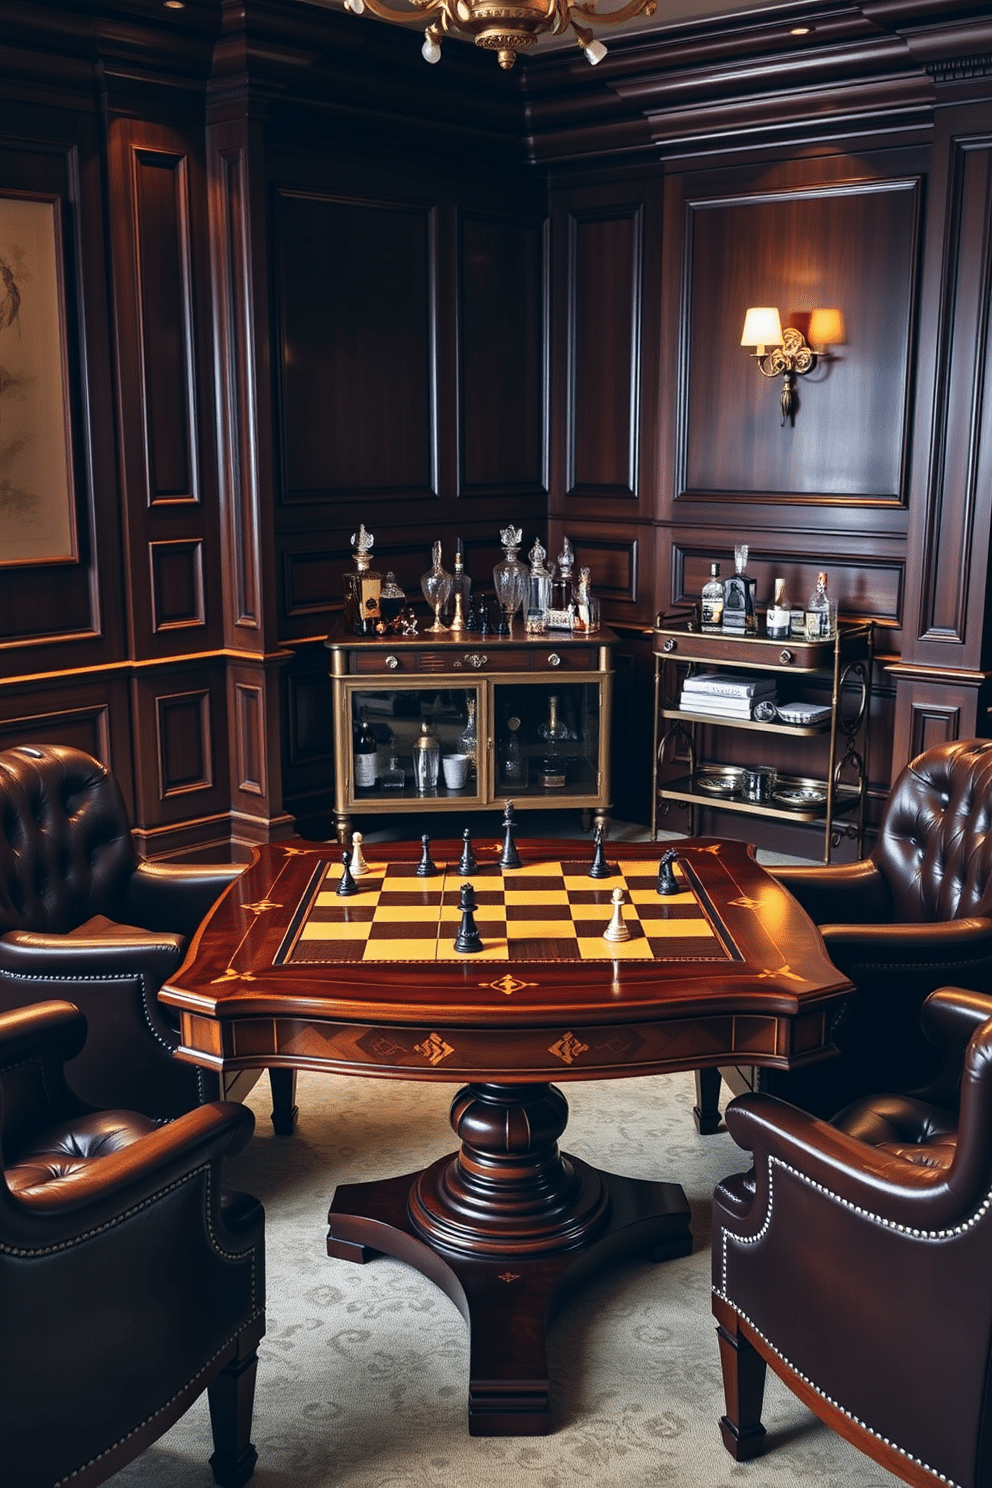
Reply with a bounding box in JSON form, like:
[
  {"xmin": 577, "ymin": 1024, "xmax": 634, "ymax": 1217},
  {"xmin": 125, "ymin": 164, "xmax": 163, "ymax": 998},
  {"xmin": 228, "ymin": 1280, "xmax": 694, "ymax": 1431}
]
[
  {"xmin": 525, "ymin": 538, "xmax": 553, "ymax": 636},
  {"xmin": 492, "ymin": 525, "xmax": 527, "ymax": 636},
  {"xmin": 458, "ymin": 695, "xmax": 478, "ymax": 780},
  {"xmin": 500, "ymin": 715, "xmax": 528, "ymax": 789},
  {"xmin": 420, "ymin": 541, "xmax": 453, "ymax": 634}
]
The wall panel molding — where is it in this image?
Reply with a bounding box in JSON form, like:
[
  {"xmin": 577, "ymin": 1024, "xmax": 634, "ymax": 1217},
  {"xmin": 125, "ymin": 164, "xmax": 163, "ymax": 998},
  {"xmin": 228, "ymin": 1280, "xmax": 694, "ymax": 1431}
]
[
  {"xmin": 149, "ymin": 539, "xmax": 206, "ymax": 632},
  {"xmin": 155, "ymin": 688, "xmax": 213, "ymax": 798}
]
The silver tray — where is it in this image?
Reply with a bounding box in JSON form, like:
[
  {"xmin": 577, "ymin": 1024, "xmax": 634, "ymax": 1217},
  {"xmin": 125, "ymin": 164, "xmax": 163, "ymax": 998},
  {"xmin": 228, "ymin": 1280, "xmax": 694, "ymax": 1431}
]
[
  {"xmin": 774, "ymin": 783, "xmax": 828, "ymax": 809},
  {"xmin": 694, "ymin": 766, "xmax": 745, "ymax": 796}
]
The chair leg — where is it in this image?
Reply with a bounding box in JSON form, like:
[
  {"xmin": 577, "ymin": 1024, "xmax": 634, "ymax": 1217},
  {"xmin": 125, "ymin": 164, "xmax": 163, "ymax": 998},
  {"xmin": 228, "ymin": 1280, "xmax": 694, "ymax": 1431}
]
[
  {"xmin": 693, "ymin": 1067, "xmax": 722, "ymax": 1134},
  {"xmin": 207, "ymin": 1333, "xmax": 261, "ymax": 1488},
  {"xmin": 269, "ymin": 1067, "xmax": 298, "ymax": 1136},
  {"xmin": 715, "ymin": 1307, "xmax": 767, "ymax": 1461}
]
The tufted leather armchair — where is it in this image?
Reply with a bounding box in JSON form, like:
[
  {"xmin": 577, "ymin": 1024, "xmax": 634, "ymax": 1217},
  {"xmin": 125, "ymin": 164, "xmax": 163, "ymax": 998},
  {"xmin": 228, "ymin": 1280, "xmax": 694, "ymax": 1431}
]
[
  {"xmin": 0, "ymin": 742, "xmax": 296, "ymax": 1127},
  {"xmin": 712, "ymin": 984, "xmax": 992, "ymax": 1488},
  {"xmin": 702, "ymin": 738, "xmax": 992, "ymax": 1125},
  {"xmin": 0, "ymin": 998, "xmax": 265, "ymax": 1488}
]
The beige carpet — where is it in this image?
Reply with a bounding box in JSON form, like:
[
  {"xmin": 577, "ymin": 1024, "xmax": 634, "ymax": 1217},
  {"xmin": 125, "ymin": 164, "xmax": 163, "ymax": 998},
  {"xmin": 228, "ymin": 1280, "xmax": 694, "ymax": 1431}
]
[{"xmin": 109, "ymin": 1065, "xmax": 902, "ymax": 1488}]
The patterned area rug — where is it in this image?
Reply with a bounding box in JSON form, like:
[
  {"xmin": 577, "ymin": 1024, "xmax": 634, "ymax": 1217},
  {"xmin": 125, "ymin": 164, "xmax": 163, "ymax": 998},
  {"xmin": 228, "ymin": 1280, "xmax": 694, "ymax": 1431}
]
[{"xmin": 111, "ymin": 1067, "xmax": 901, "ymax": 1488}]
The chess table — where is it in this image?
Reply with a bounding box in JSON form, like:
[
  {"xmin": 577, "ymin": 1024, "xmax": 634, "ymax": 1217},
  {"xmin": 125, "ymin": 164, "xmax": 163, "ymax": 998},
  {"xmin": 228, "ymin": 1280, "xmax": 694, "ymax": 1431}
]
[{"xmin": 161, "ymin": 835, "xmax": 851, "ymax": 1436}]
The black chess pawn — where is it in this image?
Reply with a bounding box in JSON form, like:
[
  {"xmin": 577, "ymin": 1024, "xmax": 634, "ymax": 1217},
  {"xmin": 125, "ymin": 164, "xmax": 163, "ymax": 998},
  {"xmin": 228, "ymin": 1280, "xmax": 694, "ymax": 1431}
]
[
  {"xmin": 498, "ymin": 799, "xmax": 521, "ymax": 869},
  {"xmin": 458, "ymin": 827, "xmax": 477, "ymax": 875},
  {"xmin": 416, "ymin": 833, "xmax": 438, "ymax": 877},
  {"xmin": 453, "ymin": 882, "xmax": 483, "ymax": 954},
  {"xmin": 657, "ymin": 850, "xmax": 680, "ymax": 896},
  {"xmin": 587, "ymin": 823, "xmax": 614, "ymax": 880},
  {"xmin": 336, "ymin": 849, "xmax": 358, "ymax": 897}
]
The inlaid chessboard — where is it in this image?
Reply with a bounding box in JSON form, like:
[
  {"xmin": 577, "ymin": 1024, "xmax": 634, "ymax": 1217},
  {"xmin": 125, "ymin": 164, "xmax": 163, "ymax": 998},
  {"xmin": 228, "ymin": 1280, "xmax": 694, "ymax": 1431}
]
[{"xmin": 278, "ymin": 855, "xmax": 732, "ymax": 964}]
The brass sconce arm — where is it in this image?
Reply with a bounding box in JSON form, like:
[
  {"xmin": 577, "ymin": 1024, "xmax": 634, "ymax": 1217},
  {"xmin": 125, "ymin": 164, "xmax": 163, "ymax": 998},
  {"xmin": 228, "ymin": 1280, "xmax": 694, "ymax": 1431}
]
[{"xmin": 753, "ymin": 326, "xmax": 816, "ymax": 427}]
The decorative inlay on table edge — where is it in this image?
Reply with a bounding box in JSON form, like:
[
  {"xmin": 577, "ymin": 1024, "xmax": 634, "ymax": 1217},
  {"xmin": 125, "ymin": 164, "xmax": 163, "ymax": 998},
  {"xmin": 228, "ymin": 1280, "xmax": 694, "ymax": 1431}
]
[{"xmin": 174, "ymin": 1010, "xmax": 809, "ymax": 1078}]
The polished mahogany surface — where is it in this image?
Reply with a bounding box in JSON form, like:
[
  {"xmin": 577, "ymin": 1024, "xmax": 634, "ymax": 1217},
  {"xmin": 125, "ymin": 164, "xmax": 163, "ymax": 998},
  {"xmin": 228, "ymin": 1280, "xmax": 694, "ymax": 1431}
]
[
  {"xmin": 161, "ymin": 836, "xmax": 850, "ymax": 1085},
  {"xmin": 161, "ymin": 835, "xmax": 850, "ymax": 1437}
]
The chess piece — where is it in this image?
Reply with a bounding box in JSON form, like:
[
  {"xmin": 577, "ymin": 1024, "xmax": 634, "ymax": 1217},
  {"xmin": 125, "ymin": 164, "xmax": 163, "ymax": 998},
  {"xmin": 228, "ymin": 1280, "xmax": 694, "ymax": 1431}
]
[
  {"xmin": 498, "ymin": 799, "xmax": 521, "ymax": 870},
  {"xmin": 458, "ymin": 827, "xmax": 477, "ymax": 875},
  {"xmin": 657, "ymin": 850, "xmax": 680, "ymax": 896},
  {"xmin": 416, "ymin": 834, "xmax": 438, "ymax": 877},
  {"xmin": 350, "ymin": 831, "xmax": 369, "ymax": 878},
  {"xmin": 602, "ymin": 886, "xmax": 630, "ymax": 943},
  {"xmin": 336, "ymin": 850, "xmax": 358, "ymax": 897},
  {"xmin": 587, "ymin": 823, "xmax": 614, "ymax": 880},
  {"xmin": 453, "ymin": 882, "xmax": 484, "ymax": 954}
]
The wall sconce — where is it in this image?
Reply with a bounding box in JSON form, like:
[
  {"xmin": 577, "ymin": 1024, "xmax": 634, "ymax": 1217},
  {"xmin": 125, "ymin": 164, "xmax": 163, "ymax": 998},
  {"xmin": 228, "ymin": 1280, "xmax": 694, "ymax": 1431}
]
[{"xmin": 741, "ymin": 306, "xmax": 846, "ymax": 426}]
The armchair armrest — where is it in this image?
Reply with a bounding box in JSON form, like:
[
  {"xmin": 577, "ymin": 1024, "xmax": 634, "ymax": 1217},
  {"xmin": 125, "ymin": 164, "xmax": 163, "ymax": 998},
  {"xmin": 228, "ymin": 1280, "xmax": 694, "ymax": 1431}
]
[
  {"xmin": 771, "ymin": 858, "xmax": 893, "ymax": 924},
  {"xmin": 724, "ymin": 1092, "xmax": 982, "ymax": 1232},
  {"xmin": 819, "ymin": 915, "xmax": 992, "ymax": 970},
  {"xmin": 914, "ymin": 986, "xmax": 992, "ymax": 1105},
  {"xmin": 0, "ymin": 999, "xmax": 87, "ymax": 1069},
  {"xmin": 0, "ymin": 1099, "xmax": 256, "ymax": 1246},
  {"xmin": 124, "ymin": 860, "xmax": 243, "ymax": 937},
  {"xmin": 0, "ymin": 924, "xmax": 184, "ymax": 990}
]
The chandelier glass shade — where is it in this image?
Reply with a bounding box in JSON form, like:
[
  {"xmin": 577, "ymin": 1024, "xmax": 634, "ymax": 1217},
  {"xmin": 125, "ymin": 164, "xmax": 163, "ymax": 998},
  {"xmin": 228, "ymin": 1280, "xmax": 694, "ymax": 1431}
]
[{"xmin": 342, "ymin": 0, "xmax": 659, "ymax": 71}]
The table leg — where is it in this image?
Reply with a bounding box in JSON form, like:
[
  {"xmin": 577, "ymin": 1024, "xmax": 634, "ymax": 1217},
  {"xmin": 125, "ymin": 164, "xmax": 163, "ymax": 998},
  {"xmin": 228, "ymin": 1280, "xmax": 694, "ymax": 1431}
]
[{"xmin": 326, "ymin": 1081, "xmax": 692, "ymax": 1434}]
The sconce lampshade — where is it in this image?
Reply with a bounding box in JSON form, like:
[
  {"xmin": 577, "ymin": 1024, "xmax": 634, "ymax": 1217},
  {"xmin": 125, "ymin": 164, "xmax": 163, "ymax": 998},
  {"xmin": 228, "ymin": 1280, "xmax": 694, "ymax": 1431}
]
[
  {"xmin": 808, "ymin": 307, "xmax": 847, "ymax": 349},
  {"xmin": 741, "ymin": 306, "xmax": 784, "ymax": 354}
]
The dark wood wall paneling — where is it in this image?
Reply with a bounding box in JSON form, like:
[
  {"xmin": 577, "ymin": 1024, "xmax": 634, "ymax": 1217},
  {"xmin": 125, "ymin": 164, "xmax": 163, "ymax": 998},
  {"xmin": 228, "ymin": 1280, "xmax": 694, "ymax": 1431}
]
[{"xmin": 265, "ymin": 132, "xmax": 550, "ymax": 831}]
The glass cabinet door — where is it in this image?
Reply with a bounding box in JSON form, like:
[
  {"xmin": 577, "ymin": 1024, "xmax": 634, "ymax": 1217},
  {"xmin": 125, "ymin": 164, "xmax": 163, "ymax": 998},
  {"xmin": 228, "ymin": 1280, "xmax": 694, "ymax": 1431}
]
[
  {"xmin": 343, "ymin": 681, "xmax": 485, "ymax": 808},
  {"xmin": 491, "ymin": 680, "xmax": 603, "ymax": 801}
]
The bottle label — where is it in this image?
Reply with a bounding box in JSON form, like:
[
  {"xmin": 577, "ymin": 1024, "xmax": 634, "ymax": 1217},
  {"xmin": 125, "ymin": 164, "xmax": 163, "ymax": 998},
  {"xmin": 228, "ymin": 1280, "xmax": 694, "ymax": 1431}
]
[
  {"xmin": 701, "ymin": 597, "xmax": 723, "ymax": 628},
  {"xmin": 354, "ymin": 752, "xmax": 377, "ymax": 788},
  {"xmin": 766, "ymin": 606, "xmax": 790, "ymax": 639}
]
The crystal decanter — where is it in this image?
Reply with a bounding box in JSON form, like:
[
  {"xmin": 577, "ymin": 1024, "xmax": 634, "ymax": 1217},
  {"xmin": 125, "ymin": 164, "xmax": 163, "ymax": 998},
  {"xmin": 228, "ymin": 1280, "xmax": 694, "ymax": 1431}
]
[
  {"xmin": 492, "ymin": 525, "xmax": 527, "ymax": 636},
  {"xmin": 420, "ymin": 541, "xmax": 453, "ymax": 634}
]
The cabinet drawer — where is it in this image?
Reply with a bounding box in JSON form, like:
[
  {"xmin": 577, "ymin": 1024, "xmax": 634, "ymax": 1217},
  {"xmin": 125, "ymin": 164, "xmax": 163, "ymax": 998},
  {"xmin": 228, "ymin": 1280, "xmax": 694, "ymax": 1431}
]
[
  {"xmin": 531, "ymin": 646, "xmax": 596, "ymax": 671},
  {"xmin": 352, "ymin": 650, "xmax": 414, "ymax": 674}
]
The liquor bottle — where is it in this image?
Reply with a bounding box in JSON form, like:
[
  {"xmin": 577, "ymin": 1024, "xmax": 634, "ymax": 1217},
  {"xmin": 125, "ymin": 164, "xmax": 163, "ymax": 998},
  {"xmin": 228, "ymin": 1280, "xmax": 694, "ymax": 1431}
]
[
  {"xmin": 547, "ymin": 536, "xmax": 576, "ymax": 632},
  {"xmin": 342, "ymin": 524, "xmax": 383, "ymax": 636},
  {"xmin": 765, "ymin": 578, "xmax": 791, "ymax": 640},
  {"xmin": 525, "ymin": 538, "xmax": 553, "ymax": 635},
  {"xmin": 722, "ymin": 544, "xmax": 757, "ymax": 634},
  {"xmin": 701, "ymin": 562, "xmax": 723, "ymax": 632},
  {"xmin": 353, "ymin": 706, "xmax": 377, "ymax": 789},
  {"xmin": 805, "ymin": 571, "xmax": 834, "ymax": 639},
  {"xmin": 458, "ymin": 696, "xmax": 478, "ymax": 779},
  {"xmin": 538, "ymin": 693, "xmax": 569, "ymax": 789},
  {"xmin": 573, "ymin": 567, "xmax": 600, "ymax": 635}
]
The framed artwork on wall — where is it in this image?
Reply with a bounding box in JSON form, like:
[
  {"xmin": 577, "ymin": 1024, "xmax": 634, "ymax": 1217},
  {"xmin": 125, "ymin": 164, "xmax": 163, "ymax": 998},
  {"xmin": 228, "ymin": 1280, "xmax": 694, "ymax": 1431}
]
[{"xmin": 0, "ymin": 190, "xmax": 77, "ymax": 565}]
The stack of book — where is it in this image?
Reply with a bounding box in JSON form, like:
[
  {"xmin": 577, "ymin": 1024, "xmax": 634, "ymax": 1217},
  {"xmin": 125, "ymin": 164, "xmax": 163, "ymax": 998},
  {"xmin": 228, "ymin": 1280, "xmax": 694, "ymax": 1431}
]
[{"xmin": 679, "ymin": 672, "xmax": 777, "ymax": 718}]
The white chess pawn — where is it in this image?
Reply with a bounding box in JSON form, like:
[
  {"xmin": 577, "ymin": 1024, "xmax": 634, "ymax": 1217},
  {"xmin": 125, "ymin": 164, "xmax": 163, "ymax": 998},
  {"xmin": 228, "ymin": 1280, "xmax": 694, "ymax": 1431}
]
[
  {"xmin": 350, "ymin": 830, "xmax": 369, "ymax": 878},
  {"xmin": 603, "ymin": 886, "xmax": 630, "ymax": 943}
]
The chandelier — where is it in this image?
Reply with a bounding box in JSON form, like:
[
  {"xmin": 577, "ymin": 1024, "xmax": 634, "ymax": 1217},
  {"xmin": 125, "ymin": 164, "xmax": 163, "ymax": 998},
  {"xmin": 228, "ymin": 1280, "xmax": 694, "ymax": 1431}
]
[{"xmin": 342, "ymin": 0, "xmax": 658, "ymax": 71}]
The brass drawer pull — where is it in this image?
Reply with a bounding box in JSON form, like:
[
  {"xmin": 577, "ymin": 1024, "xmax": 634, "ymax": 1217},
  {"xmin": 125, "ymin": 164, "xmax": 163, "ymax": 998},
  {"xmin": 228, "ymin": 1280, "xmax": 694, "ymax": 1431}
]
[
  {"xmin": 663, "ymin": 638, "xmax": 677, "ymax": 653},
  {"xmin": 779, "ymin": 649, "xmax": 793, "ymax": 665},
  {"xmin": 385, "ymin": 655, "xmax": 399, "ymax": 670},
  {"xmin": 465, "ymin": 653, "xmax": 488, "ymax": 669},
  {"xmin": 547, "ymin": 653, "xmax": 561, "ymax": 667}
]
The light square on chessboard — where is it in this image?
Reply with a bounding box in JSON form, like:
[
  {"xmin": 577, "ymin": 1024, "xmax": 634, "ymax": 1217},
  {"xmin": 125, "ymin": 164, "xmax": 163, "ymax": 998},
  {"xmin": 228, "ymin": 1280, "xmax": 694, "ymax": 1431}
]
[
  {"xmin": 502, "ymin": 888, "xmax": 570, "ymax": 907},
  {"xmin": 297, "ymin": 916, "xmax": 373, "ymax": 941},
  {"xmin": 506, "ymin": 918, "xmax": 580, "ymax": 940},
  {"xmin": 575, "ymin": 936, "xmax": 655, "ymax": 960}
]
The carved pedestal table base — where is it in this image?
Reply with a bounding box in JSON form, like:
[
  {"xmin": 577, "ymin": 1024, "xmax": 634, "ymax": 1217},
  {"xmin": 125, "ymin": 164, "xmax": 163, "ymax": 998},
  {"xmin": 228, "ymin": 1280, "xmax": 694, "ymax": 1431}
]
[{"xmin": 326, "ymin": 1079, "xmax": 691, "ymax": 1435}]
